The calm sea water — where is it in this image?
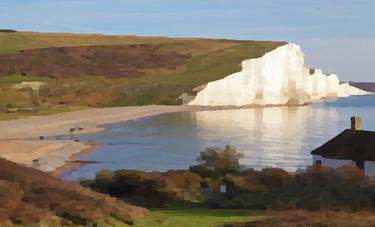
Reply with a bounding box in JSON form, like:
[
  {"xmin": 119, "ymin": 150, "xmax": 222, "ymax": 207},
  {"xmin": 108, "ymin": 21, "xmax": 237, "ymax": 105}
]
[{"xmin": 57, "ymin": 96, "xmax": 375, "ymax": 180}]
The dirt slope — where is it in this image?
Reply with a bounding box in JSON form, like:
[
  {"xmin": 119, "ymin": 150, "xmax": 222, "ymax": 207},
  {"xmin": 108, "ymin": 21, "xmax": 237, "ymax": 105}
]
[{"xmin": 0, "ymin": 158, "xmax": 148, "ymax": 226}]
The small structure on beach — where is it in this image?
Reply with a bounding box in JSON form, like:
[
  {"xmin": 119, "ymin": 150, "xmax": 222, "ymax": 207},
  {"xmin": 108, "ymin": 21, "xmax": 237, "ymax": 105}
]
[
  {"xmin": 32, "ymin": 159, "xmax": 40, "ymax": 169},
  {"xmin": 311, "ymin": 116, "xmax": 375, "ymax": 175}
]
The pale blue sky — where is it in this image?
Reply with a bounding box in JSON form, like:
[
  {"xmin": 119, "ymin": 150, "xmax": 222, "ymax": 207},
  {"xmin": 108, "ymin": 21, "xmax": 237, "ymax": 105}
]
[{"xmin": 1, "ymin": 0, "xmax": 374, "ymax": 81}]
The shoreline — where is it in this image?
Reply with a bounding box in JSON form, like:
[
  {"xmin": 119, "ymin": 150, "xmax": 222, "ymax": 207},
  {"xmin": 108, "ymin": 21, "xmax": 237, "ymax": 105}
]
[
  {"xmin": 0, "ymin": 104, "xmax": 306, "ymax": 175},
  {"xmin": 0, "ymin": 139, "xmax": 93, "ymax": 173},
  {"xmin": 0, "ymin": 104, "xmax": 306, "ymax": 140},
  {"xmin": 50, "ymin": 142, "xmax": 98, "ymax": 178}
]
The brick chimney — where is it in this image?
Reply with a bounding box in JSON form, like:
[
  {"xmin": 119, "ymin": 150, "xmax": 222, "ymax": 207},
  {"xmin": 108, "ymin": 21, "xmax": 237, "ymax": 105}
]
[{"xmin": 351, "ymin": 116, "xmax": 362, "ymax": 130}]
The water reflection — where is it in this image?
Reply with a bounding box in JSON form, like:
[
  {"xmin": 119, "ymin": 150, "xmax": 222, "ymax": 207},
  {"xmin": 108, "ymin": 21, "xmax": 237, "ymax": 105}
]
[
  {"xmin": 62, "ymin": 96, "xmax": 375, "ymax": 180},
  {"xmin": 194, "ymin": 106, "xmax": 327, "ymax": 171}
]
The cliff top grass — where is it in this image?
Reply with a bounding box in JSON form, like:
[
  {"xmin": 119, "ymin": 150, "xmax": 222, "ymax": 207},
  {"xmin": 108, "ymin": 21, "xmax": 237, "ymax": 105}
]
[
  {"xmin": 0, "ymin": 31, "xmax": 230, "ymax": 54},
  {"xmin": 0, "ymin": 31, "xmax": 286, "ymax": 119}
]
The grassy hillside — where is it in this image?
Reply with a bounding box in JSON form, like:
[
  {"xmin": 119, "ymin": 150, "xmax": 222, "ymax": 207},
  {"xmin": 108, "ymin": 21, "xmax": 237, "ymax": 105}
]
[
  {"xmin": 135, "ymin": 209, "xmax": 264, "ymax": 227},
  {"xmin": 0, "ymin": 158, "xmax": 147, "ymax": 226},
  {"xmin": 0, "ymin": 31, "xmax": 199, "ymax": 54},
  {"xmin": 0, "ymin": 31, "xmax": 286, "ymax": 119}
]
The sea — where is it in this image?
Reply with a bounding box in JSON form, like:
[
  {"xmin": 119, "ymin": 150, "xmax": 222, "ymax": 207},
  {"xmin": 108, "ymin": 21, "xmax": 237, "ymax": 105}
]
[{"xmin": 51, "ymin": 95, "xmax": 375, "ymax": 181}]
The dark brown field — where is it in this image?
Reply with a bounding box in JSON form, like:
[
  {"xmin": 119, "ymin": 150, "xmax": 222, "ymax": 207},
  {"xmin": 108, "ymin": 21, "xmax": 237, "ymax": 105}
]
[{"xmin": 0, "ymin": 44, "xmax": 190, "ymax": 78}]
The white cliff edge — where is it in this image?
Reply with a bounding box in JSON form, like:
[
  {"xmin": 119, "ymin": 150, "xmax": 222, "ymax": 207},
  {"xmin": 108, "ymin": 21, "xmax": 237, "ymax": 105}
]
[{"xmin": 188, "ymin": 43, "xmax": 371, "ymax": 106}]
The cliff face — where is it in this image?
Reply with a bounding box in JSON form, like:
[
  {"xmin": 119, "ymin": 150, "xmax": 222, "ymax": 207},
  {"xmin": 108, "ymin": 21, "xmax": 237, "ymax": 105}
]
[
  {"xmin": 189, "ymin": 43, "xmax": 370, "ymax": 106},
  {"xmin": 338, "ymin": 82, "xmax": 369, "ymax": 97}
]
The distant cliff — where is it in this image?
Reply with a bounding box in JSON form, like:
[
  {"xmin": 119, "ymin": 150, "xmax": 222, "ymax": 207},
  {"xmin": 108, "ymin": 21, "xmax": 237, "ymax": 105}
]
[
  {"xmin": 189, "ymin": 43, "xmax": 370, "ymax": 106},
  {"xmin": 349, "ymin": 82, "xmax": 375, "ymax": 93},
  {"xmin": 0, "ymin": 29, "xmax": 16, "ymax": 33}
]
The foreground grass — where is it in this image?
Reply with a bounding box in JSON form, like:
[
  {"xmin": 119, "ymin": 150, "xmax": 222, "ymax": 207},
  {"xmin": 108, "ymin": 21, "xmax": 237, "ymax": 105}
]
[{"xmin": 134, "ymin": 209, "xmax": 265, "ymax": 227}]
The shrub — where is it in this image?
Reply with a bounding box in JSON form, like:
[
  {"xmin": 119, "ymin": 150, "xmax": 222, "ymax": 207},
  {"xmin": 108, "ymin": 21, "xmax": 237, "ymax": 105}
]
[
  {"xmin": 190, "ymin": 145, "xmax": 244, "ymax": 177},
  {"xmin": 87, "ymin": 169, "xmax": 203, "ymax": 207}
]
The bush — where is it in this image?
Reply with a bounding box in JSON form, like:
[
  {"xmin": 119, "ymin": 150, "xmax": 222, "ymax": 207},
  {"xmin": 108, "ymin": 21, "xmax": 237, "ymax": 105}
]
[
  {"xmin": 190, "ymin": 145, "xmax": 244, "ymax": 177},
  {"xmin": 83, "ymin": 145, "xmax": 375, "ymax": 212},
  {"xmin": 86, "ymin": 169, "xmax": 202, "ymax": 207},
  {"xmin": 201, "ymin": 164, "xmax": 375, "ymax": 211}
]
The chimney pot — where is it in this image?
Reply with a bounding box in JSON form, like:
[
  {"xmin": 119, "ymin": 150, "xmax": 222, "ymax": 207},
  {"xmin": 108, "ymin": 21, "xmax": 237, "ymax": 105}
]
[{"xmin": 351, "ymin": 116, "xmax": 362, "ymax": 130}]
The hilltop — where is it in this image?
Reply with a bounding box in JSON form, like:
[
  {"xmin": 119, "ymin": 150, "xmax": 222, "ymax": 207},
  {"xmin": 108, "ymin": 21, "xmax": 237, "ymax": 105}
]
[
  {"xmin": 0, "ymin": 158, "xmax": 147, "ymax": 226},
  {"xmin": 0, "ymin": 31, "xmax": 285, "ymax": 119},
  {"xmin": 349, "ymin": 82, "xmax": 375, "ymax": 93}
]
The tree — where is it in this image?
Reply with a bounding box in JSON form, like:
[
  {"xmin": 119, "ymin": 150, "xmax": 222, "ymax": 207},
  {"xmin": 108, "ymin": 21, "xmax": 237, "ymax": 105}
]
[{"xmin": 190, "ymin": 145, "xmax": 244, "ymax": 176}]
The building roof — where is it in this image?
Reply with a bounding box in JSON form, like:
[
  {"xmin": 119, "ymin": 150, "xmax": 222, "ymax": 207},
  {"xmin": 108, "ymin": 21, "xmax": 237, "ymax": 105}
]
[{"xmin": 311, "ymin": 129, "xmax": 375, "ymax": 161}]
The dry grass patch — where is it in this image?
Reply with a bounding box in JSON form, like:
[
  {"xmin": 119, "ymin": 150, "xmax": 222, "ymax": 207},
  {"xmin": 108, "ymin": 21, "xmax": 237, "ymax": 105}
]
[{"xmin": 0, "ymin": 158, "xmax": 148, "ymax": 226}]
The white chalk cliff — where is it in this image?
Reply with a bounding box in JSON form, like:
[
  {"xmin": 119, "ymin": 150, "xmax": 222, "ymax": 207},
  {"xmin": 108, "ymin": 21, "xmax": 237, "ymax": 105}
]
[
  {"xmin": 338, "ymin": 82, "xmax": 369, "ymax": 97},
  {"xmin": 189, "ymin": 43, "xmax": 371, "ymax": 106}
]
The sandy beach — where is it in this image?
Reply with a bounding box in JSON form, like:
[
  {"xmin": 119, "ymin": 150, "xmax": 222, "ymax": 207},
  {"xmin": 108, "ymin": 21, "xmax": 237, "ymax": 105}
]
[
  {"xmin": 0, "ymin": 105, "xmax": 223, "ymax": 140},
  {"xmin": 0, "ymin": 105, "xmax": 219, "ymax": 174},
  {"xmin": 0, "ymin": 104, "xmax": 297, "ymax": 175},
  {"xmin": 0, "ymin": 140, "xmax": 94, "ymax": 172},
  {"xmin": 0, "ymin": 104, "xmax": 294, "ymax": 140}
]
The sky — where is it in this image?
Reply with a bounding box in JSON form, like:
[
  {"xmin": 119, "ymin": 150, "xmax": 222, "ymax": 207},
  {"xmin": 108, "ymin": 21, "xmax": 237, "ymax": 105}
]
[{"xmin": 1, "ymin": 0, "xmax": 374, "ymax": 81}]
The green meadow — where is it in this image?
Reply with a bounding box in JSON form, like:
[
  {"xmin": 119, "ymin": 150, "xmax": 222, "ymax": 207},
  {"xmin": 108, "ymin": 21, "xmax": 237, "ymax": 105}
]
[{"xmin": 135, "ymin": 209, "xmax": 265, "ymax": 227}]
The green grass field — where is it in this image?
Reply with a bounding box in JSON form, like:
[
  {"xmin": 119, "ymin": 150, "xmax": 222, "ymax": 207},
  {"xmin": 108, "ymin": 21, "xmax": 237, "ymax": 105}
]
[
  {"xmin": 0, "ymin": 31, "xmax": 199, "ymax": 54},
  {"xmin": 0, "ymin": 31, "xmax": 286, "ymax": 120},
  {"xmin": 134, "ymin": 209, "xmax": 265, "ymax": 227}
]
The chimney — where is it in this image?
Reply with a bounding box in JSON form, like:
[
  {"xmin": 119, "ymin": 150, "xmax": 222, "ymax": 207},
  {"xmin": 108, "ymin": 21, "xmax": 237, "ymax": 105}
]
[{"xmin": 351, "ymin": 116, "xmax": 362, "ymax": 130}]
